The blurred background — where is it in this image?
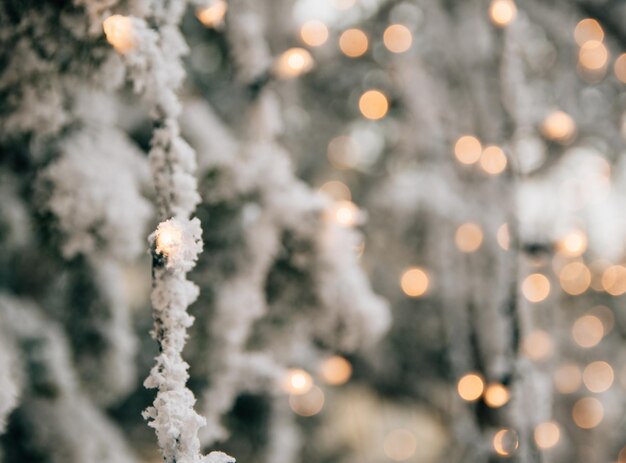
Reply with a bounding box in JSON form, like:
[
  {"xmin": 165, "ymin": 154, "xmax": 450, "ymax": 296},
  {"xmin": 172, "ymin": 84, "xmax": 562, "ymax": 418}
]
[{"xmin": 2, "ymin": 0, "xmax": 626, "ymax": 462}]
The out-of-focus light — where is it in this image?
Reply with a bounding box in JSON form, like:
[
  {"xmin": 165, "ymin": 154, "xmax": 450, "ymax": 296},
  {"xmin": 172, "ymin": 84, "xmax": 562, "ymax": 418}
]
[
  {"xmin": 484, "ymin": 383, "xmax": 510, "ymax": 408},
  {"xmin": 489, "ymin": 0, "xmax": 517, "ymax": 27},
  {"xmin": 572, "ymin": 315, "xmax": 604, "ymax": 348},
  {"xmin": 522, "ymin": 274, "xmax": 550, "ymax": 303},
  {"xmin": 283, "ymin": 368, "xmax": 313, "ymax": 395},
  {"xmin": 383, "ymin": 429, "xmax": 418, "ymax": 461},
  {"xmin": 523, "ymin": 330, "xmax": 553, "ymax": 361},
  {"xmin": 400, "ymin": 267, "xmax": 429, "ymax": 298},
  {"xmin": 332, "ymin": 0, "xmax": 356, "ymax": 10},
  {"xmin": 542, "ymin": 111, "xmax": 576, "ymax": 143},
  {"xmin": 574, "ymin": 18, "xmax": 604, "ymax": 46},
  {"xmin": 602, "ymin": 265, "xmax": 626, "ymax": 295},
  {"xmin": 274, "ymin": 48, "xmax": 314, "ymax": 79},
  {"xmin": 327, "ymin": 135, "xmax": 359, "ymax": 169},
  {"xmin": 480, "ymin": 145, "xmax": 507, "ymax": 175},
  {"xmin": 583, "ymin": 361, "xmax": 613, "ymax": 393},
  {"xmin": 103, "ymin": 15, "xmax": 135, "ymax": 53},
  {"xmin": 493, "ymin": 428, "xmax": 519, "ymax": 456},
  {"xmin": 614, "ymin": 54, "xmax": 626, "ymax": 83},
  {"xmin": 319, "ymin": 181, "xmax": 351, "ymax": 201},
  {"xmin": 579, "ymin": 40, "xmax": 608, "ymax": 71},
  {"xmin": 196, "ymin": 0, "xmax": 227, "ymax": 28},
  {"xmin": 497, "ymin": 223, "xmax": 510, "ymax": 250},
  {"xmin": 457, "ymin": 373, "xmax": 484, "ymax": 401},
  {"xmin": 618, "ymin": 446, "xmax": 626, "ymax": 463},
  {"xmin": 331, "ymin": 200, "xmax": 359, "ymax": 227},
  {"xmin": 557, "ymin": 230, "xmax": 587, "ymax": 257},
  {"xmin": 300, "ymin": 20, "xmax": 329, "ymax": 47},
  {"xmin": 454, "ymin": 135, "xmax": 482, "ymax": 165},
  {"xmin": 289, "ymin": 385, "xmax": 325, "ymax": 416},
  {"xmin": 155, "ymin": 220, "xmax": 183, "ymax": 258},
  {"xmin": 455, "ymin": 222, "xmax": 483, "ymax": 253},
  {"xmin": 534, "ymin": 422, "xmax": 560, "ymax": 449},
  {"xmin": 320, "ymin": 356, "xmax": 352, "ymax": 385},
  {"xmin": 572, "ymin": 397, "xmax": 603, "ymax": 429},
  {"xmin": 383, "ymin": 24, "xmax": 413, "ymax": 53},
  {"xmin": 559, "ymin": 262, "xmax": 591, "ymax": 295},
  {"xmin": 339, "ymin": 28, "xmax": 368, "ymax": 58},
  {"xmin": 359, "ymin": 90, "xmax": 388, "ymax": 120},
  {"xmin": 554, "ymin": 363, "xmax": 581, "ymax": 394},
  {"xmin": 589, "ymin": 305, "xmax": 614, "ymax": 333}
]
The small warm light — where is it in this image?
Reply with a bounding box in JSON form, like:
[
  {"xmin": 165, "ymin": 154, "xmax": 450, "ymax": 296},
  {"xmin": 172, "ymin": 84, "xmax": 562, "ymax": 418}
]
[
  {"xmin": 274, "ymin": 48, "xmax": 314, "ymax": 79},
  {"xmin": 554, "ymin": 363, "xmax": 582, "ymax": 394},
  {"xmin": 289, "ymin": 385, "xmax": 325, "ymax": 416},
  {"xmin": 589, "ymin": 305, "xmax": 614, "ymax": 333},
  {"xmin": 572, "ymin": 397, "xmax": 604, "ymax": 429},
  {"xmin": 327, "ymin": 135, "xmax": 360, "ymax": 169},
  {"xmin": 484, "ymin": 383, "xmax": 510, "ymax": 408},
  {"xmin": 155, "ymin": 221, "xmax": 183, "ymax": 257},
  {"xmin": 534, "ymin": 422, "xmax": 560, "ymax": 449},
  {"xmin": 339, "ymin": 28, "xmax": 368, "ymax": 58},
  {"xmin": 615, "ymin": 54, "xmax": 626, "ymax": 84},
  {"xmin": 542, "ymin": 111, "xmax": 576, "ymax": 143},
  {"xmin": 400, "ymin": 267, "xmax": 429, "ymax": 298},
  {"xmin": 359, "ymin": 90, "xmax": 389, "ymax": 120},
  {"xmin": 196, "ymin": 0, "xmax": 227, "ymax": 29},
  {"xmin": 383, "ymin": 24, "xmax": 413, "ymax": 53},
  {"xmin": 522, "ymin": 274, "xmax": 551, "ymax": 303},
  {"xmin": 497, "ymin": 223, "xmax": 510, "ymax": 250},
  {"xmin": 559, "ymin": 262, "xmax": 591, "ymax": 296},
  {"xmin": 574, "ymin": 18, "xmax": 604, "ymax": 46},
  {"xmin": 455, "ymin": 223, "xmax": 483, "ymax": 253},
  {"xmin": 493, "ymin": 428, "xmax": 519, "ymax": 456},
  {"xmin": 383, "ymin": 429, "xmax": 418, "ymax": 461},
  {"xmin": 480, "ymin": 145, "xmax": 507, "ymax": 175},
  {"xmin": 319, "ymin": 181, "xmax": 352, "ymax": 201},
  {"xmin": 572, "ymin": 315, "xmax": 604, "ymax": 348},
  {"xmin": 457, "ymin": 373, "xmax": 484, "ymax": 402},
  {"xmin": 331, "ymin": 200, "xmax": 359, "ymax": 227},
  {"xmin": 558, "ymin": 230, "xmax": 587, "ymax": 257},
  {"xmin": 523, "ymin": 330, "xmax": 553, "ymax": 361},
  {"xmin": 454, "ymin": 135, "xmax": 482, "ymax": 165},
  {"xmin": 579, "ymin": 40, "xmax": 608, "ymax": 71},
  {"xmin": 103, "ymin": 15, "xmax": 135, "ymax": 53},
  {"xmin": 583, "ymin": 361, "xmax": 613, "ymax": 393},
  {"xmin": 283, "ymin": 369, "xmax": 313, "ymax": 395},
  {"xmin": 320, "ymin": 356, "xmax": 352, "ymax": 385},
  {"xmin": 489, "ymin": 0, "xmax": 517, "ymax": 27},
  {"xmin": 300, "ymin": 20, "xmax": 329, "ymax": 47},
  {"xmin": 601, "ymin": 265, "xmax": 626, "ymax": 295},
  {"xmin": 332, "ymin": 0, "xmax": 356, "ymax": 10}
]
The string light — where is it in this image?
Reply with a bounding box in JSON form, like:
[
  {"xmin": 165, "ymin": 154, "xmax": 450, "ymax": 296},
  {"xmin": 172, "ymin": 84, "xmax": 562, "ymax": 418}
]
[
  {"xmin": 455, "ymin": 222, "xmax": 483, "ymax": 253},
  {"xmin": 454, "ymin": 135, "xmax": 482, "ymax": 165},
  {"xmin": 572, "ymin": 397, "xmax": 603, "ymax": 429},
  {"xmin": 274, "ymin": 48, "xmax": 314, "ymax": 79},
  {"xmin": 103, "ymin": 15, "xmax": 135, "ymax": 54},
  {"xmin": 523, "ymin": 330, "xmax": 553, "ymax": 361},
  {"xmin": 383, "ymin": 429, "xmax": 417, "ymax": 461},
  {"xmin": 488, "ymin": 0, "xmax": 517, "ymax": 27},
  {"xmin": 554, "ymin": 363, "xmax": 582, "ymax": 394},
  {"xmin": 484, "ymin": 383, "xmax": 510, "ymax": 408},
  {"xmin": 283, "ymin": 369, "xmax": 313, "ymax": 395},
  {"xmin": 493, "ymin": 428, "xmax": 519, "ymax": 456},
  {"xmin": 601, "ymin": 265, "xmax": 626, "ymax": 295},
  {"xmin": 572, "ymin": 315, "xmax": 604, "ymax": 348},
  {"xmin": 522, "ymin": 274, "xmax": 550, "ymax": 303},
  {"xmin": 339, "ymin": 28, "xmax": 368, "ymax": 57},
  {"xmin": 358, "ymin": 90, "xmax": 389, "ymax": 120},
  {"xmin": 196, "ymin": 0, "xmax": 228, "ymax": 29},
  {"xmin": 534, "ymin": 422, "xmax": 560, "ymax": 449},
  {"xmin": 497, "ymin": 223, "xmax": 510, "ymax": 250},
  {"xmin": 557, "ymin": 229, "xmax": 587, "ymax": 257},
  {"xmin": 579, "ymin": 40, "xmax": 608, "ymax": 71},
  {"xmin": 289, "ymin": 385, "xmax": 325, "ymax": 416},
  {"xmin": 327, "ymin": 135, "xmax": 360, "ymax": 169},
  {"xmin": 330, "ymin": 200, "xmax": 360, "ymax": 227},
  {"xmin": 320, "ymin": 356, "xmax": 352, "ymax": 385},
  {"xmin": 559, "ymin": 261, "xmax": 591, "ymax": 295},
  {"xmin": 614, "ymin": 53, "xmax": 626, "ymax": 83},
  {"xmin": 582, "ymin": 361, "xmax": 613, "ymax": 393},
  {"xmin": 480, "ymin": 145, "xmax": 507, "ymax": 175},
  {"xmin": 300, "ymin": 20, "xmax": 329, "ymax": 47},
  {"xmin": 457, "ymin": 373, "xmax": 484, "ymax": 401},
  {"xmin": 383, "ymin": 24, "xmax": 413, "ymax": 53},
  {"xmin": 400, "ymin": 267, "xmax": 429, "ymax": 298},
  {"xmin": 574, "ymin": 18, "xmax": 604, "ymax": 46},
  {"xmin": 542, "ymin": 111, "xmax": 576, "ymax": 143}
]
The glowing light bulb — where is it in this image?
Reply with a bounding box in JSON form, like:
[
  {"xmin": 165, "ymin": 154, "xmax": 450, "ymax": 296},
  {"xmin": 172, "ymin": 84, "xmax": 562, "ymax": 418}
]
[
  {"xmin": 522, "ymin": 274, "xmax": 550, "ymax": 303},
  {"xmin": 484, "ymin": 383, "xmax": 510, "ymax": 408},
  {"xmin": 274, "ymin": 48, "xmax": 314, "ymax": 79},
  {"xmin": 572, "ymin": 315, "xmax": 604, "ymax": 348},
  {"xmin": 300, "ymin": 20, "xmax": 329, "ymax": 47},
  {"xmin": 480, "ymin": 145, "xmax": 507, "ymax": 175},
  {"xmin": 523, "ymin": 330, "xmax": 553, "ymax": 361},
  {"xmin": 557, "ymin": 230, "xmax": 587, "ymax": 257},
  {"xmin": 400, "ymin": 267, "xmax": 429, "ymax": 298},
  {"xmin": 489, "ymin": 0, "xmax": 517, "ymax": 27},
  {"xmin": 615, "ymin": 53, "xmax": 626, "ymax": 83},
  {"xmin": 155, "ymin": 221, "xmax": 183, "ymax": 258},
  {"xmin": 289, "ymin": 385, "xmax": 324, "ymax": 416},
  {"xmin": 559, "ymin": 262, "xmax": 591, "ymax": 296},
  {"xmin": 583, "ymin": 361, "xmax": 613, "ymax": 393},
  {"xmin": 572, "ymin": 397, "xmax": 603, "ymax": 429},
  {"xmin": 579, "ymin": 40, "xmax": 608, "ymax": 71},
  {"xmin": 103, "ymin": 15, "xmax": 135, "ymax": 54},
  {"xmin": 283, "ymin": 369, "xmax": 313, "ymax": 395},
  {"xmin": 554, "ymin": 363, "xmax": 581, "ymax": 394},
  {"xmin": 196, "ymin": 0, "xmax": 227, "ymax": 28},
  {"xmin": 454, "ymin": 135, "xmax": 482, "ymax": 165},
  {"xmin": 331, "ymin": 200, "xmax": 359, "ymax": 227},
  {"xmin": 359, "ymin": 90, "xmax": 388, "ymax": 120},
  {"xmin": 457, "ymin": 373, "xmax": 484, "ymax": 401},
  {"xmin": 320, "ymin": 356, "xmax": 352, "ymax": 385},
  {"xmin": 339, "ymin": 28, "xmax": 368, "ymax": 58},
  {"xmin": 383, "ymin": 24, "xmax": 413, "ymax": 53},
  {"xmin": 534, "ymin": 422, "xmax": 560, "ymax": 449},
  {"xmin": 455, "ymin": 223, "xmax": 483, "ymax": 253},
  {"xmin": 542, "ymin": 111, "xmax": 576, "ymax": 143},
  {"xmin": 574, "ymin": 18, "xmax": 604, "ymax": 46},
  {"xmin": 493, "ymin": 428, "xmax": 519, "ymax": 456}
]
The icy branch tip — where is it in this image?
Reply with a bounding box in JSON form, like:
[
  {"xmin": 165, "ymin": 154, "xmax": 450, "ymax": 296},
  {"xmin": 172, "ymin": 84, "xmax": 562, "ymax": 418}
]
[{"xmin": 150, "ymin": 217, "xmax": 203, "ymax": 271}]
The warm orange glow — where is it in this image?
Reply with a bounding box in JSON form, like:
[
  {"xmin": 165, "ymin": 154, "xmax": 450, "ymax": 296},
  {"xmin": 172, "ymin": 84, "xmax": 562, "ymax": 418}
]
[
  {"xmin": 572, "ymin": 397, "xmax": 603, "ymax": 429},
  {"xmin": 554, "ymin": 363, "xmax": 581, "ymax": 394},
  {"xmin": 615, "ymin": 54, "xmax": 626, "ymax": 83},
  {"xmin": 103, "ymin": 15, "xmax": 135, "ymax": 53},
  {"xmin": 619, "ymin": 446, "xmax": 626, "ymax": 463},
  {"xmin": 339, "ymin": 29, "xmax": 368, "ymax": 58},
  {"xmin": 274, "ymin": 48, "xmax": 314, "ymax": 79},
  {"xmin": 493, "ymin": 428, "xmax": 519, "ymax": 456},
  {"xmin": 497, "ymin": 223, "xmax": 510, "ymax": 250},
  {"xmin": 480, "ymin": 146, "xmax": 507, "ymax": 175},
  {"xmin": 557, "ymin": 230, "xmax": 587, "ymax": 257},
  {"xmin": 196, "ymin": 0, "xmax": 227, "ymax": 28},
  {"xmin": 457, "ymin": 373, "xmax": 484, "ymax": 401},
  {"xmin": 331, "ymin": 201, "xmax": 359, "ymax": 227},
  {"xmin": 283, "ymin": 369, "xmax": 313, "ymax": 395},
  {"xmin": 400, "ymin": 267, "xmax": 429, "ymax": 298},
  {"xmin": 579, "ymin": 40, "xmax": 608, "ymax": 71},
  {"xmin": 523, "ymin": 330, "xmax": 553, "ymax": 361},
  {"xmin": 484, "ymin": 383, "xmax": 510, "ymax": 408},
  {"xmin": 522, "ymin": 274, "xmax": 550, "ymax": 303},
  {"xmin": 358, "ymin": 90, "xmax": 388, "ymax": 120},
  {"xmin": 574, "ymin": 18, "xmax": 604, "ymax": 46},
  {"xmin": 542, "ymin": 111, "xmax": 576, "ymax": 143},
  {"xmin": 572, "ymin": 315, "xmax": 604, "ymax": 348},
  {"xmin": 489, "ymin": 0, "xmax": 517, "ymax": 27},
  {"xmin": 320, "ymin": 356, "xmax": 352, "ymax": 385},
  {"xmin": 289, "ymin": 385, "xmax": 325, "ymax": 416},
  {"xmin": 601, "ymin": 265, "xmax": 626, "ymax": 295},
  {"xmin": 383, "ymin": 24, "xmax": 413, "ymax": 53},
  {"xmin": 383, "ymin": 429, "xmax": 417, "ymax": 461},
  {"xmin": 455, "ymin": 223, "xmax": 483, "ymax": 253},
  {"xmin": 583, "ymin": 361, "xmax": 613, "ymax": 393},
  {"xmin": 534, "ymin": 422, "xmax": 560, "ymax": 449},
  {"xmin": 155, "ymin": 221, "xmax": 183, "ymax": 258},
  {"xmin": 327, "ymin": 135, "xmax": 359, "ymax": 169},
  {"xmin": 319, "ymin": 181, "xmax": 351, "ymax": 201},
  {"xmin": 559, "ymin": 262, "xmax": 591, "ymax": 295},
  {"xmin": 454, "ymin": 136, "xmax": 482, "ymax": 165},
  {"xmin": 300, "ymin": 20, "xmax": 329, "ymax": 47},
  {"xmin": 589, "ymin": 305, "xmax": 614, "ymax": 333}
]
